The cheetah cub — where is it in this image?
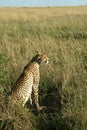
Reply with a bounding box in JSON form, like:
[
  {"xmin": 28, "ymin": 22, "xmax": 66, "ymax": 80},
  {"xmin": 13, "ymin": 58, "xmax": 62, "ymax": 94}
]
[{"xmin": 10, "ymin": 54, "xmax": 49, "ymax": 111}]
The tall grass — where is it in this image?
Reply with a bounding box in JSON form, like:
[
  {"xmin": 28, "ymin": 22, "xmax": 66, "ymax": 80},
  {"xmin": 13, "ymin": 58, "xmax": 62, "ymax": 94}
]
[{"xmin": 0, "ymin": 6, "xmax": 87, "ymax": 130}]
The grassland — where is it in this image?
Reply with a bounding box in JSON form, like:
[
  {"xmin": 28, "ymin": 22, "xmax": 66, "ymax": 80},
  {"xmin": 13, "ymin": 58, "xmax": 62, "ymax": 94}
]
[{"xmin": 0, "ymin": 6, "xmax": 87, "ymax": 130}]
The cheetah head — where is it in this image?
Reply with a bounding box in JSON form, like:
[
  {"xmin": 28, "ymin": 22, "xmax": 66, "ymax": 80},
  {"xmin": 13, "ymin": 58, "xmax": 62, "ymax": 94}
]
[{"xmin": 32, "ymin": 54, "xmax": 49, "ymax": 64}]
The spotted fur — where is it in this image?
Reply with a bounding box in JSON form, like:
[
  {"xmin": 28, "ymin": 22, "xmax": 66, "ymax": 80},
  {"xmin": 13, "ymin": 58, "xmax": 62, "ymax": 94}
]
[{"xmin": 10, "ymin": 54, "xmax": 49, "ymax": 111}]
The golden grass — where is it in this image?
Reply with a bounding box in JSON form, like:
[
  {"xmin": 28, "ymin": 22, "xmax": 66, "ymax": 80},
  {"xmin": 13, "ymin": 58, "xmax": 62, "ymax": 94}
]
[{"xmin": 0, "ymin": 6, "xmax": 87, "ymax": 20}]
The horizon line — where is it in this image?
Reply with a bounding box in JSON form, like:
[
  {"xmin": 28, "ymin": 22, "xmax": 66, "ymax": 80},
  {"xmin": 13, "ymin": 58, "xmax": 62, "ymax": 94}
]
[{"xmin": 0, "ymin": 4, "xmax": 86, "ymax": 8}]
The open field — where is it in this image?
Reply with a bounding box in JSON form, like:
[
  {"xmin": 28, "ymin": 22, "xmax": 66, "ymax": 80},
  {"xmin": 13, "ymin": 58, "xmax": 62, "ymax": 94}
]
[{"xmin": 0, "ymin": 6, "xmax": 87, "ymax": 130}]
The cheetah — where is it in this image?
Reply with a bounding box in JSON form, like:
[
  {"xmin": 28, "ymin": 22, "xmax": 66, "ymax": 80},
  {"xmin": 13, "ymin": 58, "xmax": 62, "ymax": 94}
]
[{"xmin": 10, "ymin": 54, "xmax": 49, "ymax": 111}]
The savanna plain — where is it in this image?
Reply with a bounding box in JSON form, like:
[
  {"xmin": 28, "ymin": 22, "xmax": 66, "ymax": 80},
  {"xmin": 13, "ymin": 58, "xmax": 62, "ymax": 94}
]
[{"xmin": 0, "ymin": 6, "xmax": 87, "ymax": 130}]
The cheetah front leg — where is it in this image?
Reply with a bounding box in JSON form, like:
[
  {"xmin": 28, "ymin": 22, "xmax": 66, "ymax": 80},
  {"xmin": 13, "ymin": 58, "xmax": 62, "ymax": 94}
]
[
  {"xmin": 29, "ymin": 94, "xmax": 32, "ymax": 106},
  {"xmin": 32, "ymin": 84, "xmax": 40, "ymax": 112}
]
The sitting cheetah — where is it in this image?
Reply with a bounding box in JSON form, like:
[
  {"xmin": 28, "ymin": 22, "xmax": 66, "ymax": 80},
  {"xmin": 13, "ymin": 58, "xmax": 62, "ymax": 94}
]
[{"xmin": 10, "ymin": 54, "xmax": 49, "ymax": 111}]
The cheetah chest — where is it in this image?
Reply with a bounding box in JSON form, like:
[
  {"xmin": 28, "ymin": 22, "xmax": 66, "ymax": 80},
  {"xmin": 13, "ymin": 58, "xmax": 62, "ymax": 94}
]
[{"xmin": 22, "ymin": 74, "xmax": 33, "ymax": 105}]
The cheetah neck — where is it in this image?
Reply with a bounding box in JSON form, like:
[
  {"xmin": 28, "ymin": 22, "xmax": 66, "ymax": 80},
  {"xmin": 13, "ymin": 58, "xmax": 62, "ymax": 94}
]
[{"xmin": 25, "ymin": 61, "xmax": 39, "ymax": 70}]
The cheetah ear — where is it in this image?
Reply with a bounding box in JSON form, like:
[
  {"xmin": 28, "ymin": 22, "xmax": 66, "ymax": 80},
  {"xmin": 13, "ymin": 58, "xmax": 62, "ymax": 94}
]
[
  {"xmin": 36, "ymin": 50, "xmax": 39, "ymax": 54},
  {"xmin": 35, "ymin": 50, "xmax": 41, "ymax": 55}
]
